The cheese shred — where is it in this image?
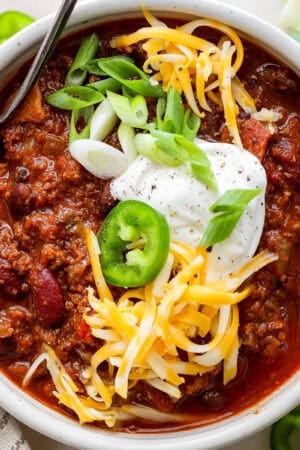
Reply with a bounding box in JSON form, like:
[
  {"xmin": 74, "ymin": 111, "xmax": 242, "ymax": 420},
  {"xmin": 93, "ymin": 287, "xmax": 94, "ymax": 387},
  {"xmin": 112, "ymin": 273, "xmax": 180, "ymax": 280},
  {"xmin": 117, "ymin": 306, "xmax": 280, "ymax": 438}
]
[
  {"xmin": 110, "ymin": 7, "xmax": 257, "ymax": 147},
  {"xmin": 23, "ymin": 227, "xmax": 277, "ymax": 427}
]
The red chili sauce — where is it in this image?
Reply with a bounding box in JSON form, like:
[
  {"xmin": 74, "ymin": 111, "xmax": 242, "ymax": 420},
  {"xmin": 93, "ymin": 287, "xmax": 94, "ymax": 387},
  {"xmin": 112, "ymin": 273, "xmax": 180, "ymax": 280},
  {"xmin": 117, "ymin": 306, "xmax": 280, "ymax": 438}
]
[{"xmin": 0, "ymin": 17, "xmax": 299, "ymax": 433}]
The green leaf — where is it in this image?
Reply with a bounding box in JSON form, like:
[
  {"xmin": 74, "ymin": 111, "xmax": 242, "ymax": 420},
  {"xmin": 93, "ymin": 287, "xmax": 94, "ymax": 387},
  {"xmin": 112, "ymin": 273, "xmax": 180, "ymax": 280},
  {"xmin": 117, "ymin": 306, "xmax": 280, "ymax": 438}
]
[
  {"xmin": 107, "ymin": 91, "xmax": 148, "ymax": 128},
  {"xmin": 199, "ymin": 189, "xmax": 262, "ymax": 248},
  {"xmin": 65, "ymin": 33, "xmax": 99, "ymax": 86},
  {"xmin": 46, "ymin": 86, "xmax": 104, "ymax": 110},
  {"xmin": 70, "ymin": 106, "xmax": 94, "ymax": 142},
  {"xmin": 0, "ymin": 11, "xmax": 34, "ymax": 44}
]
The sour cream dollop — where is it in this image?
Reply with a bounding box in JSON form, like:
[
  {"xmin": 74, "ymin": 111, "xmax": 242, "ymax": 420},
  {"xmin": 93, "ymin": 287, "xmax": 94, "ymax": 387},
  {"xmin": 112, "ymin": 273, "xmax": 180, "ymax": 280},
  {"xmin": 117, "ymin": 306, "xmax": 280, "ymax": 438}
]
[{"xmin": 110, "ymin": 139, "xmax": 267, "ymax": 282}]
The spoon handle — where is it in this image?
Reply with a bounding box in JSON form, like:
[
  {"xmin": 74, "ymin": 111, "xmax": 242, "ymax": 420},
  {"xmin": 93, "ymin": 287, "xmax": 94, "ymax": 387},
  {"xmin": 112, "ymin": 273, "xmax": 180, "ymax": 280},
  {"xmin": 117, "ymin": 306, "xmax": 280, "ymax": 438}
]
[{"xmin": 0, "ymin": 0, "xmax": 77, "ymax": 124}]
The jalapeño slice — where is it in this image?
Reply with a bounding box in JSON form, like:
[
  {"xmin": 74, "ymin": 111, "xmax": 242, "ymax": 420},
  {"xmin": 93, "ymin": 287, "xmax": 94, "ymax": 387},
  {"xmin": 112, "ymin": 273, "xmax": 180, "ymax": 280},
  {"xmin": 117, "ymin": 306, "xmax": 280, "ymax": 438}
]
[{"xmin": 98, "ymin": 200, "xmax": 170, "ymax": 288}]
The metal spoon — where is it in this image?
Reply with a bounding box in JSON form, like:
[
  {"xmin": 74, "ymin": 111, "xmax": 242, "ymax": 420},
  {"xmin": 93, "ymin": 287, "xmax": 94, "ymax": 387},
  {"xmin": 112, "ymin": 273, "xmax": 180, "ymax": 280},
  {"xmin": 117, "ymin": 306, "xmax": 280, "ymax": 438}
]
[{"xmin": 0, "ymin": 0, "xmax": 77, "ymax": 125}]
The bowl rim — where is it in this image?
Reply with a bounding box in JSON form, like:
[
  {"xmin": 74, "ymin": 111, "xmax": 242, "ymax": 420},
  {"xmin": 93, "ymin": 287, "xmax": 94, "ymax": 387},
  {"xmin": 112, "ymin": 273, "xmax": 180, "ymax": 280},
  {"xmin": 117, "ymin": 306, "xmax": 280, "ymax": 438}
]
[
  {"xmin": 0, "ymin": 0, "xmax": 299, "ymax": 449},
  {"xmin": 1, "ymin": 371, "xmax": 300, "ymax": 450}
]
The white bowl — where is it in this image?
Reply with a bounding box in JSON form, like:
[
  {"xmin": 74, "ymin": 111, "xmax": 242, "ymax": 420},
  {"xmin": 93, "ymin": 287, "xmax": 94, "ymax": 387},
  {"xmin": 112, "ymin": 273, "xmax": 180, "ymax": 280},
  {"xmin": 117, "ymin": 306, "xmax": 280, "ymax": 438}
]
[{"xmin": 0, "ymin": 1, "xmax": 299, "ymax": 449}]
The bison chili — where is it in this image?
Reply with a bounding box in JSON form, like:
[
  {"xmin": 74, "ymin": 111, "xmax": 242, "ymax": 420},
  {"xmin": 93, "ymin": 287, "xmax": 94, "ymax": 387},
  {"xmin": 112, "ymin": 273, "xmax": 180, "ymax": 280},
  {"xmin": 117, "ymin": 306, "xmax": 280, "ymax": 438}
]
[{"xmin": 0, "ymin": 16, "xmax": 299, "ymax": 433}]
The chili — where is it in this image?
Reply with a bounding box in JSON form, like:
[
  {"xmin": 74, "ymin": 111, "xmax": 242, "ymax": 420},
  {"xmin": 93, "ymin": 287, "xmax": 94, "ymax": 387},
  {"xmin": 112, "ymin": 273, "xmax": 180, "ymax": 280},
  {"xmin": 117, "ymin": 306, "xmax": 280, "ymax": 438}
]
[{"xmin": 0, "ymin": 16, "xmax": 299, "ymax": 433}]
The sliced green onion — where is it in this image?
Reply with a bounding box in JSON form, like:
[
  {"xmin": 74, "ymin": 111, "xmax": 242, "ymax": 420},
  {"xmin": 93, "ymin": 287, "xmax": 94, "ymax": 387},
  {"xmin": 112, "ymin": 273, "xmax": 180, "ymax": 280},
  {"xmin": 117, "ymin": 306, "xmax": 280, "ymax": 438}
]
[
  {"xmin": 182, "ymin": 109, "xmax": 201, "ymax": 140},
  {"xmin": 149, "ymin": 130, "xmax": 216, "ymax": 189},
  {"xmin": 70, "ymin": 106, "xmax": 94, "ymax": 142},
  {"xmin": 122, "ymin": 78, "xmax": 164, "ymax": 98},
  {"xmin": 156, "ymin": 97, "xmax": 166, "ymax": 131},
  {"xmin": 96, "ymin": 57, "xmax": 164, "ymax": 97},
  {"xmin": 121, "ymin": 84, "xmax": 137, "ymax": 98},
  {"xmin": 199, "ymin": 189, "xmax": 262, "ymax": 248},
  {"xmin": 210, "ymin": 189, "xmax": 263, "ymax": 213},
  {"xmin": 90, "ymin": 97, "xmax": 118, "ymax": 141},
  {"xmin": 0, "ymin": 11, "xmax": 34, "ymax": 44},
  {"xmin": 46, "ymin": 86, "xmax": 104, "ymax": 110},
  {"xmin": 175, "ymin": 135, "xmax": 217, "ymax": 190},
  {"xmin": 84, "ymin": 61, "xmax": 107, "ymax": 76},
  {"xmin": 65, "ymin": 33, "xmax": 99, "ymax": 86},
  {"xmin": 117, "ymin": 122, "xmax": 138, "ymax": 163},
  {"xmin": 135, "ymin": 133, "xmax": 182, "ymax": 167},
  {"xmin": 69, "ymin": 139, "xmax": 128, "ymax": 179},
  {"xmin": 85, "ymin": 55, "xmax": 133, "ymax": 76},
  {"xmin": 199, "ymin": 210, "xmax": 244, "ymax": 249},
  {"xmin": 150, "ymin": 129, "xmax": 188, "ymax": 164},
  {"xmin": 155, "ymin": 86, "xmax": 200, "ymax": 139},
  {"xmin": 162, "ymin": 86, "xmax": 184, "ymax": 134},
  {"xmin": 107, "ymin": 91, "xmax": 148, "ymax": 128},
  {"xmin": 87, "ymin": 78, "xmax": 122, "ymax": 94}
]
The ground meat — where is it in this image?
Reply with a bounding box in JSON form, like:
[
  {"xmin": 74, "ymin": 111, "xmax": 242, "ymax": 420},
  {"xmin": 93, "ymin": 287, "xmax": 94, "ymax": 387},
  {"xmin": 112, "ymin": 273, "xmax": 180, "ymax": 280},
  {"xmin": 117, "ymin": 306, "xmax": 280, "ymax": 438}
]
[
  {"xmin": 0, "ymin": 306, "xmax": 33, "ymax": 355},
  {"xmin": 0, "ymin": 258, "xmax": 28, "ymax": 297},
  {"xmin": 199, "ymin": 103, "xmax": 223, "ymax": 141},
  {"xmin": 239, "ymin": 287, "xmax": 288, "ymax": 358},
  {"xmin": 0, "ymin": 64, "xmax": 105, "ymax": 361},
  {"xmin": 131, "ymin": 382, "xmax": 175, "ymax": 413},
  {"xmin": 99, "ymin": 180, "xmax": 117, "ymax": 217},
  {"xmin": 256, "ymin": 63, "xmax": 300, "ymax": 94}
]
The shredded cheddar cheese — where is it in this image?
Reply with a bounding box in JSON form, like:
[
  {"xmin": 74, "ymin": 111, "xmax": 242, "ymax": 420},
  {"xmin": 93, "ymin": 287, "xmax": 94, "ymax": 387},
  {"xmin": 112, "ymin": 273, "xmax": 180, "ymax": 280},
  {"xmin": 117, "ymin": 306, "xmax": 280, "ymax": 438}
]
[
  {"xmin": 23, "ymin": 227, "xmax": 277, "ymax": 427},
  {"xmin": 110, "ymin": 7, "xmax": 257, "ymax": 146}
]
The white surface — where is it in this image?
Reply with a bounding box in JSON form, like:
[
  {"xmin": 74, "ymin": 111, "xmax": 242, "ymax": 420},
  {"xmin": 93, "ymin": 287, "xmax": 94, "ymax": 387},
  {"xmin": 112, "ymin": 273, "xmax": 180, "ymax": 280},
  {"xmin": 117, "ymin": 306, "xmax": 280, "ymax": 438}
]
[{"xmin": 0, "ymin": 0, "xmax": 297, "ymax": 449}]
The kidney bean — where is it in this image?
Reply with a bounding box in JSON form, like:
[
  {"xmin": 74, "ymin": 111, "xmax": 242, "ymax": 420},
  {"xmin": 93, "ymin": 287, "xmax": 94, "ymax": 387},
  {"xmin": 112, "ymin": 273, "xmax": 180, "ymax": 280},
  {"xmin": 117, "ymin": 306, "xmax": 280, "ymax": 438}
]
[
  {"xmin": 0, "ymin": 258, "xmax": 27, "ymax": 297},
  {"xmin": 30, "ymin": 268, "xmax": 64, "ymax": 328},
  {"xmin": 9, "ymin": 183, "xmax": 33, "ymax": 217}
]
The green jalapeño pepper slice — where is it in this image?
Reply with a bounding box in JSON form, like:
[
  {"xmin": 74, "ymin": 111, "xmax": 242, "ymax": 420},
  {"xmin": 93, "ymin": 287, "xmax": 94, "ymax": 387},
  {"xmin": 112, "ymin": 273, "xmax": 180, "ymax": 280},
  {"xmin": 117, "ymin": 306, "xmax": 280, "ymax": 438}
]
[
  {"xmin": 270, "ymin": 406, "xmax": 300, "ymax": 450},
  {"xmin": 0, "ymin": 11, "xmax": 34, "ymax": 44},
  {"xmin": 98, "ymin": 200, "xmax": 170, "ymax": 288}
]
